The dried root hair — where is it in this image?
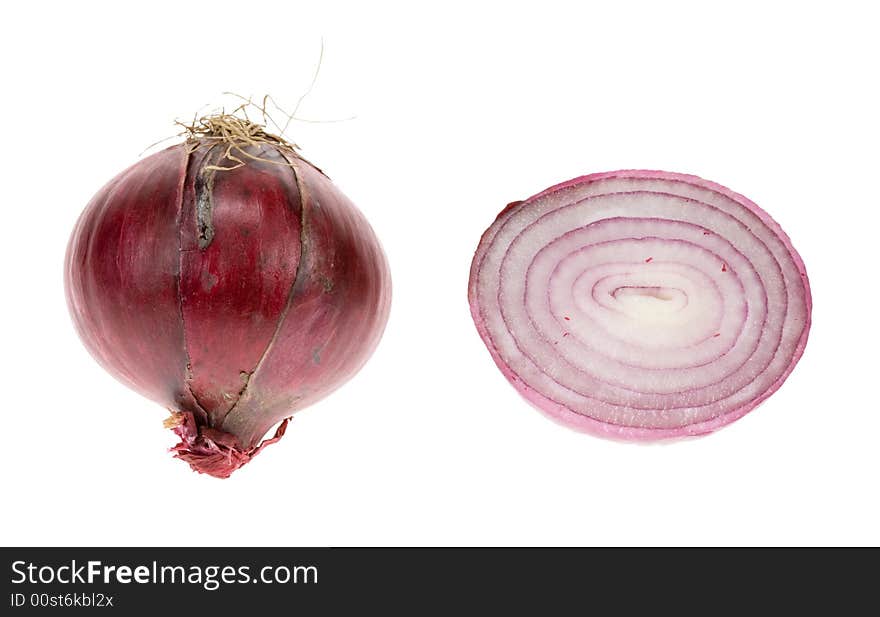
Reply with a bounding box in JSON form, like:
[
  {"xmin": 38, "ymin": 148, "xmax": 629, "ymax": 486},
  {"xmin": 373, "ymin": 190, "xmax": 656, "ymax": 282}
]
[{"xmin": 177, "ymin": 96, "xmax": 303, "ymax": 171}]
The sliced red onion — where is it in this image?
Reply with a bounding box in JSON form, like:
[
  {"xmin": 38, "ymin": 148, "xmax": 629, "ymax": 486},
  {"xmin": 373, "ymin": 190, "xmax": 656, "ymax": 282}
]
[{"xmin": 468, "ymin": 171, "xmax": 811, "ymax": 440}]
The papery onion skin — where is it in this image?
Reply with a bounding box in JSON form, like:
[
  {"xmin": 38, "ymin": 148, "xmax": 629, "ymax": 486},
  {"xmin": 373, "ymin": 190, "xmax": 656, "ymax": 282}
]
[
  {"xmin": 65, "ymin": 139, "xmax": 391, "ymax": 477},
  {"xmin": 469, "ymin": 170, "xmax": 811, "ymax": 440}
]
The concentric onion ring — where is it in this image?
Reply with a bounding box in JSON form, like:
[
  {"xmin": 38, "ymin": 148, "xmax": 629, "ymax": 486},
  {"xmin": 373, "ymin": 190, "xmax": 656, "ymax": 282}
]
[{"xmin": 468, "ymin": 170, "xmax": 811, "ymax": 439}]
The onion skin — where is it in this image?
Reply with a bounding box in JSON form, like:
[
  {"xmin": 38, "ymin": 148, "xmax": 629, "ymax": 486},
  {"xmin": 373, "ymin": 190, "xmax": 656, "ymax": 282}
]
[
  {"xmin": 469, "ymin": 170, "xmax": 811, "ymax": 440},
  {"xmin": 65, "ymin": 140, "xmax": 391, "ymax": 477}
]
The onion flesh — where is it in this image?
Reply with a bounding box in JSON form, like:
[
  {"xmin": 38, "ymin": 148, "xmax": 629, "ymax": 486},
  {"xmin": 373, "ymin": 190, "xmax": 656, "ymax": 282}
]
[{"xmin": 468, "ymin": 170, "xmax": 811, "ymax": 439}]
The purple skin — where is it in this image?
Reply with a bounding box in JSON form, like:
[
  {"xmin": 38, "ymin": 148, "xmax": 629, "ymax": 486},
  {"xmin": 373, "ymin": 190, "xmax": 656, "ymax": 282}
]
[
  {"xmin": 65, "ymin": 141, "xmax": 391, "ymax": 477},
  {"xmin": 468, "ymin": 170, "xmax": 812, "ymax": 440}
]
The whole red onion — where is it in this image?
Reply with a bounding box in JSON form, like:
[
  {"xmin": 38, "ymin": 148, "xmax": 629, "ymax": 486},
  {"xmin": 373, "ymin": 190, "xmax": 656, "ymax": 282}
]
[
  {"xmin": 65, "ymin": 116, "xmax": 391, "ymax": 477},
  {"xmin": 469, "ymin": 170, "xmax": 810, "ymax": 440}
]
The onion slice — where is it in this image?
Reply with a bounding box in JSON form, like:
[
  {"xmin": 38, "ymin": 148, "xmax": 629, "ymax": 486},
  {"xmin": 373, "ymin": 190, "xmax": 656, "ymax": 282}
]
[{"xmin": 468, "ymin": 170, "xmax": 811, "ymax": 439}]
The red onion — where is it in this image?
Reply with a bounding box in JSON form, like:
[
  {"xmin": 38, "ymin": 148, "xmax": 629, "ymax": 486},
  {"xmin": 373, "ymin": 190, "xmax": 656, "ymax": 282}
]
[
  {"xmin": 65, "ymin": 116, "xmax": 391, "ymax": 477},
  {"xmin": 469, "ymin": 170, "xmax": 811, "ymax": 440}
]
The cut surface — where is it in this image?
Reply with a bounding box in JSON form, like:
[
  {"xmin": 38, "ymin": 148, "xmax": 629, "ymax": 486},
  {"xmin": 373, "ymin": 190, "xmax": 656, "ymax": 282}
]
[{"xmin": 468, "ymin": 170, "xmax": 811, "ymax": 439}]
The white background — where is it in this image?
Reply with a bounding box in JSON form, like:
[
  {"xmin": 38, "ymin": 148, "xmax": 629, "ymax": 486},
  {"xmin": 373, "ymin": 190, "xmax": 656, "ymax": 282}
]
[{"xmin": 1, "ymin": 1, "xmax": 877, "ymax": 546}]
